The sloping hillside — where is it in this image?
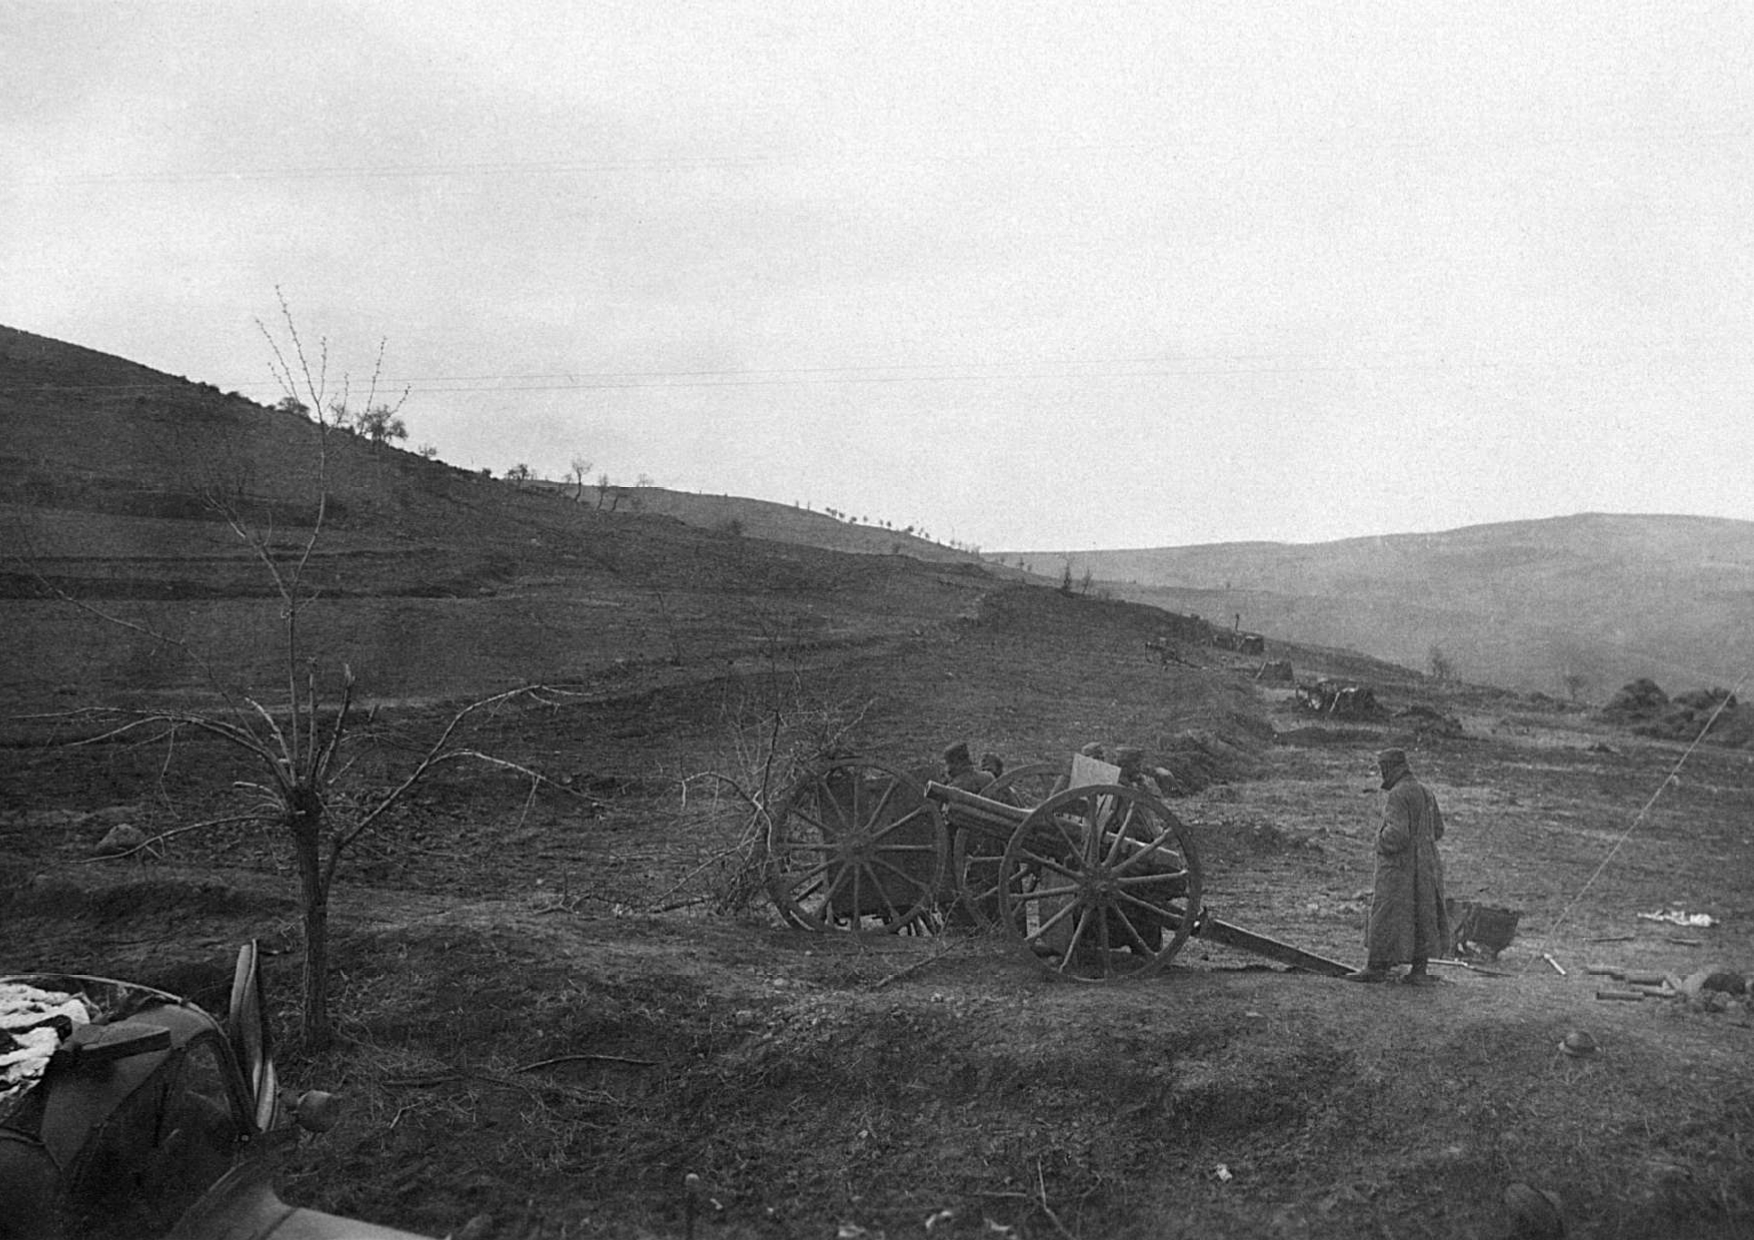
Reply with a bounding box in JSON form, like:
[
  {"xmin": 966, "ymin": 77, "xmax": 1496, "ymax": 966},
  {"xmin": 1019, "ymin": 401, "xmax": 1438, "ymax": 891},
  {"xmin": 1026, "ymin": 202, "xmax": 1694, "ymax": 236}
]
[
  {"xmin": 0, "ymin": 325, "xmax": 1000, "ymax": 715},
  {"xmin": 1011, "ymin": 516, "xmax": 1754, "ymax": 697},
  {"xmin": 523, "ymin": 479, "xmax": 982, "ymax": 564}
]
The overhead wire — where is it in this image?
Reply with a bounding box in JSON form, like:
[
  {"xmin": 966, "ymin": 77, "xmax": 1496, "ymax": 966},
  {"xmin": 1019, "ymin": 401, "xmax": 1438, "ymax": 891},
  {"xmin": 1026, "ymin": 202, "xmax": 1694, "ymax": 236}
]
[
  {"xmin": 3, "ymin": 341, "xmax": 1748, "ymax": 399},
  {"xmin": 1517, "ymin": 671, "xmax": 1751, "ymax": 974},
  {"xmin": 15, "ymin": 121, "xmax": 1751, "ymax": 189}
]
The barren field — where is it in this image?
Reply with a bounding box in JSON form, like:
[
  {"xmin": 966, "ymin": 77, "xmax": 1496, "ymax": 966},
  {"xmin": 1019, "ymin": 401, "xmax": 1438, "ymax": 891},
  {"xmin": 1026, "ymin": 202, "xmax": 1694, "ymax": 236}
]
[
  {"xmin": 4, "ymin": 577, "xmax": 1751, "ymax": 1240},
  {"xmin": 4, "ymin": 327, "xmax": 1751, "ymax": 1238}
]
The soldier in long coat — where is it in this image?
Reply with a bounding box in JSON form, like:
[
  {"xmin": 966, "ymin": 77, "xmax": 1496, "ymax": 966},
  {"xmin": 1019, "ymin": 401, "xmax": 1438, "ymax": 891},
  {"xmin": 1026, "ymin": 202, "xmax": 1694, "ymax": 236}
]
[{"xmin": 1348, "ymin": 748, "xmax": 1450, "ymax": 984}]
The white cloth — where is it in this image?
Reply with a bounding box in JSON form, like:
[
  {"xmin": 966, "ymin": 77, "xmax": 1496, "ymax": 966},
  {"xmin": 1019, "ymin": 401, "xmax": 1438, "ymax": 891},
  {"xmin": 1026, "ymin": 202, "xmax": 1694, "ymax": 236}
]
[{"xmin": 0, "ymin": 983, "xmax": 92, "ymax": 1118}]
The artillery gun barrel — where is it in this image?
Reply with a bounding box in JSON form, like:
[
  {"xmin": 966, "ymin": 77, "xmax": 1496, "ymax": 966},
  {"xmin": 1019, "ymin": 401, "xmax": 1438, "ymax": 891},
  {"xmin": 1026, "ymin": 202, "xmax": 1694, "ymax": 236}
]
[
  {"xmin": 923, "ymin": 781, "xmax": 1031, "ymax": 829},
  {"xmin": 924, "ymin": 780, "xmax": 1187, "ymax": 880}
]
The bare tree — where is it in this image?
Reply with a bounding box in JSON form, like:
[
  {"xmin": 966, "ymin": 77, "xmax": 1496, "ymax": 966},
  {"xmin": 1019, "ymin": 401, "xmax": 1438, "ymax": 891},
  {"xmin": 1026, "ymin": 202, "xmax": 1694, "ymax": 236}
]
[
  {"xmin": 32, "ymin": 293, "xmax": 565, "ymax": 1050},
  {"xmin": 506, "ymin": 463, "xmax": 533, "ymax": 487},
  {"xmin": 570, "ymin": 456, "xmax": 594, "ymax": 501},
  {"xmin": 670, "ymin": 647, "xmax": 875, "ymax": 916},
  {"xmin": 1427, "ymin": 644, "xmax": 1454, "ymax": 681}
]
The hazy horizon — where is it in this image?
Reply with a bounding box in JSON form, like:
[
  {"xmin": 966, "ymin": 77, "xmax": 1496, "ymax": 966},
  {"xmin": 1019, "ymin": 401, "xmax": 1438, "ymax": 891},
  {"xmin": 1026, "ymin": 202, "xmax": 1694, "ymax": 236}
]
[{"xmin": 6, "ymin": 3, "xmax": 1750, "ymax": 550}]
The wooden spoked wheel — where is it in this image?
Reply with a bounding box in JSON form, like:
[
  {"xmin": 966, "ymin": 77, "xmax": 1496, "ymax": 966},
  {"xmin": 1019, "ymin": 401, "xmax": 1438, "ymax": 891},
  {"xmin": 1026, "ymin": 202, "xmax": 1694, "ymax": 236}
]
[
  {"xmin": 766, "ymin": 759, "xmax": 947, "ymax": 933},
  {"xmin": 996, "ymin": 784, "xmax": 1203, "ymax": 981},
  {"xmin": 953, "ymin": 763, "xmax": 1062, "ymax": 928}
]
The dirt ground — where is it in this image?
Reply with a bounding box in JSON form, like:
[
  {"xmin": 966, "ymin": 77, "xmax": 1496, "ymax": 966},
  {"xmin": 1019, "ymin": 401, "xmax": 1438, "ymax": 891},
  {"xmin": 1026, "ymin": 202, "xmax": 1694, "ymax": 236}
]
[{"xmin": 4, "ymin": 583, "xmax": 1753, "ymax": 1239}]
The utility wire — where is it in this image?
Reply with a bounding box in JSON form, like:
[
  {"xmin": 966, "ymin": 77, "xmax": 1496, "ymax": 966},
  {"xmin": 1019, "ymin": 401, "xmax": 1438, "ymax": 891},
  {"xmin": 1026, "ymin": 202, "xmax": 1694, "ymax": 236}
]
[
  {"xmin": 16, "ymin": 124, "xmax": 1751, "ymax": 188},
  {"xmin": 1521, "ymin": 671, "xmax": 1750, "ymax": 972},
  {"xmin": 5, "ymin": 346, "xmax": 1749, "ymax": 398}
]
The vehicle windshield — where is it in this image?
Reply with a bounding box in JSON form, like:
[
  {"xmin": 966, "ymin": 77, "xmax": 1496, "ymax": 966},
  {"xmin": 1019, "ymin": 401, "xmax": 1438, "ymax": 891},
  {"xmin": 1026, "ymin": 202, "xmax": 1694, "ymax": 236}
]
[{"xmin": 66, "ymin": 1031, "xmax": 245, "ymax": 1239}]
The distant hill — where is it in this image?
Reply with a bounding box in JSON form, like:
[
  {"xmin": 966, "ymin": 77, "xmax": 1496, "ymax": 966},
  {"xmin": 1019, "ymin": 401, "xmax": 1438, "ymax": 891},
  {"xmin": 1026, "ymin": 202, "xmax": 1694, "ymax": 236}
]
[{"xmin": 1004, "ymin": 516, "xmax": 1754, "ymax": 698}]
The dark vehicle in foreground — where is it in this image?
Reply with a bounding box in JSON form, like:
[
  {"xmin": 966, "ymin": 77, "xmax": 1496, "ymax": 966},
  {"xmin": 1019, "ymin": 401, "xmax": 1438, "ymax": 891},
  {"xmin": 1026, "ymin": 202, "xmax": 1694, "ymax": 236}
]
[{"xmin": 0, "ymin": 944, "xmax": 428, "ymax": 1239}]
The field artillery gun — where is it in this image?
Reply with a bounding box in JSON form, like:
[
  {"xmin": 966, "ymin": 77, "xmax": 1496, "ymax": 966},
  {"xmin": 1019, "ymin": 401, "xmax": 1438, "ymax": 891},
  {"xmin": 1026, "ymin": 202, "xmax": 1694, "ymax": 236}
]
[{"xmin": 762, "ymin": 755, "xmax": 1353, "ymax": 982}]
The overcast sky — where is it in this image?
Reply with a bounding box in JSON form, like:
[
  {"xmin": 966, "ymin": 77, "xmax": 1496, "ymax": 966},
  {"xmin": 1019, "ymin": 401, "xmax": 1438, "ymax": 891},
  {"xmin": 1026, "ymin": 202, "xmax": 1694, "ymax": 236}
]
[{"xmin": 4, "ymin": 2, "xmax": 1750, "ymax": 550}]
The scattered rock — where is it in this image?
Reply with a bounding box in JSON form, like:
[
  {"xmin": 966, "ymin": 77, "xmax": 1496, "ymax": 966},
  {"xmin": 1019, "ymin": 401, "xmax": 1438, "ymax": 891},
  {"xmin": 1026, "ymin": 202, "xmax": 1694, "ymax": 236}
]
[
  {"xmin": 1670, "ymin": 967, "xmax": 1745, "ymax": 997},
  {"xmin": 1557, "ymin": 1030, "xmax": 1598, "ymax": 1058},
  {"xmin": 93, "ymin": 823, "xmax": 147, "ymax": 857},
  {"xmin": 453, "ymin": 1214, "xmax": 494, "ymax": 1240},
  {"xmin": 1701, "ymin": 968, "xmax": 1747, "ymax": 996},
  {"xmin": 1502, "ymin": 1182, "xmax": 1565, "ymax": 1237}
]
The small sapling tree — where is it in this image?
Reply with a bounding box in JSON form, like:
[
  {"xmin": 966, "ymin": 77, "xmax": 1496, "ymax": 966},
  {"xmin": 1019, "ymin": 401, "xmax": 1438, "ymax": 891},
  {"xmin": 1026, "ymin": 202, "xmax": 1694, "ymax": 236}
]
[{"xmin": 35, "ymin": 291, "xmax": 564, "ymax": 1050}]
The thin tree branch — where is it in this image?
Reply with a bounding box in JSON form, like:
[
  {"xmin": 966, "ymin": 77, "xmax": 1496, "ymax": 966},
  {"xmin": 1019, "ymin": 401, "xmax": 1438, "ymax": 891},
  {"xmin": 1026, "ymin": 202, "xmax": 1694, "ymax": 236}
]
[
  {"xmin": 316, "ymin": 688, "xmax": 579, "ymax": 888},
  {"xmin": 81, "ymin": 812, "xmax": 263, "ymax": 863},
  {"xmin": 42, "ymin": 708, "xmax": 282, "ymax": 771}
]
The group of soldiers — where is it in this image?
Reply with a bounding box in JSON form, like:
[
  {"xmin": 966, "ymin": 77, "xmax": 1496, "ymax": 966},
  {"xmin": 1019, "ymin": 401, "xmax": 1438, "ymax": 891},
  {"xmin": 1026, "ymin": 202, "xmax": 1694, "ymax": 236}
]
[{"xmin": 938, "ymin": 739, "xmax": 1181, "ymax": 800}]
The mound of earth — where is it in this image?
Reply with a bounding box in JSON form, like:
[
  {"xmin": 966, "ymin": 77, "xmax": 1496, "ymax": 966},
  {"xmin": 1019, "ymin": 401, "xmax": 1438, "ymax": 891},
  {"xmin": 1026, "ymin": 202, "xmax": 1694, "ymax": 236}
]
[
  {"xmin": 1602, "ymin": 678, "xmax": 1670, "ymax": 721},
  {"xmin": 1631, "ymin": 686, "xmax": 1752, "ymax": 747}
]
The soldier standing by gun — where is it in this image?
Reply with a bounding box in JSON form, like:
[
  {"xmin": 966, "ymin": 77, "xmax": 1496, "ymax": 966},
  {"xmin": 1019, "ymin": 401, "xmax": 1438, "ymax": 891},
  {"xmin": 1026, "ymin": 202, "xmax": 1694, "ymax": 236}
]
[{"xmin": 1347, "ymin": 748, "xmax": 1451, "ymax": 985}]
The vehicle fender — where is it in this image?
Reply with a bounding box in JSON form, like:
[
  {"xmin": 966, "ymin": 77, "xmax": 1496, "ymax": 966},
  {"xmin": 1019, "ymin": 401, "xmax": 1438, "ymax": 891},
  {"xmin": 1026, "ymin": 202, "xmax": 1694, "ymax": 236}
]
[{"xmin": 168, "ymin": 1160, "xmax": 437, "ymax": 1240}]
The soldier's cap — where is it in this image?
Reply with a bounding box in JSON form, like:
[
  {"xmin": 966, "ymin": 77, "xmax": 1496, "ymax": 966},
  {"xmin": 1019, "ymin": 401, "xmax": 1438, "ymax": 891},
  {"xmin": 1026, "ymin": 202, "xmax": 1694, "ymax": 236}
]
[
  {"xmin": 1377, "ymin": 747, "xmax": 1409, "ymax": 768},
  {"xmin": 1078, "ymin": 742, "xmax": 1106, "ymax": 758},
  {"xmin": 942, "ymin": 741, "xmax": 973, "ymax": 767}
]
